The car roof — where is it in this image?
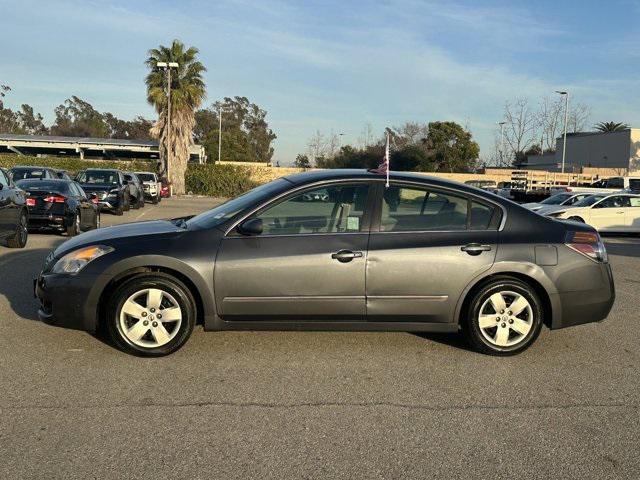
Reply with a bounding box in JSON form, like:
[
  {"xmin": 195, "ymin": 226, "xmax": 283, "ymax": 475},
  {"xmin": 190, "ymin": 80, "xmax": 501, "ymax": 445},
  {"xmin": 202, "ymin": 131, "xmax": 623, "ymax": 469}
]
[
  {"xmin": 11, "ymin": 165, "xmax": 52, "ymax": 170},
  {"xmin": 16, "ymin": 178, "xmax": 70, "ymax": 184},
  {"xmin": 84, "ymin": 168, "xmax": 119, "ymax": 172},
  {"xmin": 282, "ymin": 169, "xmax": 501, "ymax": 198}
]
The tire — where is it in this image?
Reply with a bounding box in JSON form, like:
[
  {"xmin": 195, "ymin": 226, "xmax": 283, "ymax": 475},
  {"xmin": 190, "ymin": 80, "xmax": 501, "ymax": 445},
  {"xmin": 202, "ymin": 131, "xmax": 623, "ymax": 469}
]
[
  {"xmin": 114, "ymin": 201, "xmax": 124, "ymax": 216},
  {"xmin": 131, "ymin": 195, "xmax": 140, "ymax": 210},
  {"xmin": 568, "ymin": 216, "xmax": 584, "ymax": 223},
  {"xmin": 138, "ymin": 195, "xmax": 145, "ymax": 209},
  {"xmin": 7, "ymin": 210, "xmax": 28, "ymax": 248},
  {"xmin": 462, "ymin": 277, "xmax": 544, "ymax": 356},
  {"xmin": 123, "ymin": 195, "xmax": 131, "ymax": 212},
  {"xmin": 66, "ymin": 211, "xmax": 81, "ymax": 236},
  {"xmin": 106, "ymin": 274, "xmax": 196, "ymax": 357},
  {"xmin": 152, "ymin": 196, "xmax": 159, "ymax": 205}
]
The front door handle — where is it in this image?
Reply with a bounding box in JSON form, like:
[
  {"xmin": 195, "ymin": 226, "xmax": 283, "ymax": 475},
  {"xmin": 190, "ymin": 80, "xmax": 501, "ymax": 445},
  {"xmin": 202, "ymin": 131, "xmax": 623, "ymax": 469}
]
[
  {"xmin": 461, "ymin": 243, "xmax": 492, "ymax": 256},
  {"xmin": 331, "ymin": 250, "xmax": 363, "ymax": 263}
]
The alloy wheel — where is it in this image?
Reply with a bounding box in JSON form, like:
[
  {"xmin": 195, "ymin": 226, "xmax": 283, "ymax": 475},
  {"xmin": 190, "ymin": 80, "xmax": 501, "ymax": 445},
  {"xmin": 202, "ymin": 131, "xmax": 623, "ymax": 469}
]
[
  {"xmin": 119, "ymin": 288, "xmax": 183, "ymax": 348},
  {"xmin": 477, "ymin": 290, "xmax": 533, "ymax": 347},
  {"xmin": 19, "ymin": 213, "xmax": 27, "ymax": 244}
]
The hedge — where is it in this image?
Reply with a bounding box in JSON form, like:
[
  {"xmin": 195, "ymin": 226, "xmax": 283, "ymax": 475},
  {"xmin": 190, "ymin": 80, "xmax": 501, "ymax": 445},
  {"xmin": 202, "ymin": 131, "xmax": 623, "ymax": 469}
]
[{"xmin": 0, "ymin": 154, "xmax": 256, "ymax": 197}]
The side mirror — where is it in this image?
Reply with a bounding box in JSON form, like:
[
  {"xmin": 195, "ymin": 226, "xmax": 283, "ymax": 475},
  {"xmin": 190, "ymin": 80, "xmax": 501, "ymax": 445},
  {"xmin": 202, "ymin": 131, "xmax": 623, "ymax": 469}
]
[{"xmin": 237, "ymin": 218, "xmax": 263, "ymax": 236}]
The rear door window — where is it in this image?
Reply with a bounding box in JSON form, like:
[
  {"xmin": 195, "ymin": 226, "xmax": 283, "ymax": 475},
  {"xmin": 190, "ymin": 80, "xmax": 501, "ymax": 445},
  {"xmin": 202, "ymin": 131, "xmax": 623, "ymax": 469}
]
[{"xmin": 379, "ymin": 184, "xmax": 497, "ymax": 232}]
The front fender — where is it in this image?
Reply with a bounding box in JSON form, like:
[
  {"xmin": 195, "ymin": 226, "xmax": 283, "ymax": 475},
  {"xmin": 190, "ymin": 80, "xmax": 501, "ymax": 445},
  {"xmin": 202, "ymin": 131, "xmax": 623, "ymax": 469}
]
[{"xmin": 83, "ymin": 254, "xmax": 216, "ymax": 332}]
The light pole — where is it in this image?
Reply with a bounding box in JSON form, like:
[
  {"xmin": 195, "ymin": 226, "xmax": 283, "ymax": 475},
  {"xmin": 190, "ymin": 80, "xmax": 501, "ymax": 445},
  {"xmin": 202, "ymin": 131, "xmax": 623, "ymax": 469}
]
[
  {"xmin": 556, "ymin": 90, "xmax": 569, "ymax": 173},
  {"xmin": 498, "ymin": 122, "xmax": 506, "ymax": 166},
  {"xmin": 218, "ymin": 104, "xmax": 222, "ymax": 163},
  {"xmin": 156, "ymin": 61, "xmax": 179, "ymax": 181}
]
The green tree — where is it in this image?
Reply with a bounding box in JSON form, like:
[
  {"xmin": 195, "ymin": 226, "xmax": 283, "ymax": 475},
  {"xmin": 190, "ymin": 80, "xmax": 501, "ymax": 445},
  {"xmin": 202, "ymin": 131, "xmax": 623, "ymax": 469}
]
[
  {"xmin": 16, "ymin": 104, "xmax": 47, "ymax": 134},
  {"xmin": 422, "ymin": 121, "xmax": 480, "ymax": 172},
  {"xmin": 294, "ymin": 153, "xmax": 311, "ymax": 169},
  {"xmin": 195, "ymin": 96, "xmax": 276, "ymax": 164},
  {"xmin": 50, "ymin": 96, "xmax": 109, "ymax": 137},
  {"xmin": 146, "ymin": 39, "xmax": 206, "ymax": 194},
  {"xmin": 594, "ymin": 121, "xmax": 629, "ymax": 132}
]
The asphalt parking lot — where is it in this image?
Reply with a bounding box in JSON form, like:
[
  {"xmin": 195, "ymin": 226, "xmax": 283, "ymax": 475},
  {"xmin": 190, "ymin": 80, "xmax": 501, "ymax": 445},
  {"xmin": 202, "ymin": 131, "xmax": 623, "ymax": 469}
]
[{"xmin": 1, "ymin": 197, "xmax": 639, "ymax": 480}]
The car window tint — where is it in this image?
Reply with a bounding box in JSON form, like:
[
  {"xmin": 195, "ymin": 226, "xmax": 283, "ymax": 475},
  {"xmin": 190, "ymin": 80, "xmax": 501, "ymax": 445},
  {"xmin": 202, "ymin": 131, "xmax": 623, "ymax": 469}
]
[
  {"xmin": 599, "ymin": 196, "xmax": 628, "ymax": 208},
  {"xmin": 256, "ymin": 183, "xmax": 370, "ymax": 235},
  {"xmin": 606, "ymin": 177, "xmax": 624, "ymax": 188},
  {"xmin": 380, "ymin": 185, "xmax": 468, "ymax": 232},
  {"xmin": 0, "ymin": 170, "xmax": 8, "ymax": 187},
  {"xmin": 470, "ymin": 202, "xmax": 494, "ymax": 229},
  {"xmin": 629, "ymin": 179, "xmax": 640, "ymax": 191},
  {"xmin": 629, "ymin": 197, "xmax": 640, "ymax": 207}
]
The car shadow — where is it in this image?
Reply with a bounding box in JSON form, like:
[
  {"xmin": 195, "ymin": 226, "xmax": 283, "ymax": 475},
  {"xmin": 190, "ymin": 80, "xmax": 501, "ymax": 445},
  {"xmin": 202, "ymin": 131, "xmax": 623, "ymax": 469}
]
[
  {"xmin": 601, "ymin": 233, "xmax": 640, "ymax": 259},
  {"xmin": 0, "ymin": 243, "xmax": 119, "ymax": 350},
  {"xmin": 412, "ymin": 331, "xmax": 475, "ymax": 352}
]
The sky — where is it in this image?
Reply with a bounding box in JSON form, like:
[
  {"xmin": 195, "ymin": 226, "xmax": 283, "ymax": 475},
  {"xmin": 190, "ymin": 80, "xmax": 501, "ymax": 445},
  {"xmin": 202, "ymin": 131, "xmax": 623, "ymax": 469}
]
[{"xmin": 2, "ymin": 0, "xmax": 640, "ymax": 164}]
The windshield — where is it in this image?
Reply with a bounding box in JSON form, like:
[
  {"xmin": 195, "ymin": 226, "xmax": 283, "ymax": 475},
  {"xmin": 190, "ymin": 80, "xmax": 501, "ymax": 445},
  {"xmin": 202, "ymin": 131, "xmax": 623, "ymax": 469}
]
[
  {"xmin": 186, "ymin": 179, "xmax": 288, "ymax": 229},
  {"xmin": 541, "ymin": 193, "xmax": 572, "ymax": 205},
  {"xmin": 77, "ymin": 170, "xmax": 119, "ymax": 185},
  {"xmin": 574, "ymin": 194, "xmax": 606, "ymax": 207},
  {"xmin": 16, "ymin": 180, "xmax": 70, "ymax": 194},
  {"xmin": 137, "ymin": 173, "xmax": 155, "ymax": 182},
  {"xmin": 11, "ymin": 168, "xmax": 46, "ymax": 180}
]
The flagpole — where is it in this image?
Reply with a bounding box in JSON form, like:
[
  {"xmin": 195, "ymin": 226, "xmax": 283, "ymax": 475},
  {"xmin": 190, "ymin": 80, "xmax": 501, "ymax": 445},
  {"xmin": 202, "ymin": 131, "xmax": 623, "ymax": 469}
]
[{"xmin": 385, "ymin": 131, "xmax": 390, "ymax": 188}]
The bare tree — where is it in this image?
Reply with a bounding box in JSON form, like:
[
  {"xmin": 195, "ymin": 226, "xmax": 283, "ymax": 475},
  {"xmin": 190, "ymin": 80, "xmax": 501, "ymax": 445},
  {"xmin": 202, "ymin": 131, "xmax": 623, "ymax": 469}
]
[
  {"xmin": 537, "ymin": 96, "xmax": 563, "ymax": 152},
  {"xmin": 568, "ymin": 102, "xmax": 590, "ymax": 133},
  {"xmin": 358, "ymin": 122, "xmax": 375, "ymax": 148},
  {"xmin": 503, "ymin": 98, "xmax": 537, "ymax": 162},
  {"xmin": 306, "ymin": 129, "xmax": 327, "ymax": 164}
]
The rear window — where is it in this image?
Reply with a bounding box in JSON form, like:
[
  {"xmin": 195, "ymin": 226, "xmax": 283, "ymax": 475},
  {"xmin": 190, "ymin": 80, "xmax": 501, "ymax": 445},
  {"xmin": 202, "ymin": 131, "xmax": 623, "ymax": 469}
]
[
  {"xmin": 629, "ymin": 179, "xmax": 640, "ymax": 191},
  {"xmin": 11, "ymin": 168, "xmax": 46, "ymax": 180},
  {"xmin": 16, "ymin": 180, "xmax": 70, "ymax": 194},
  {"xmin": 78, "ymin": 170, "xmax": 120, "ymax": 185}
]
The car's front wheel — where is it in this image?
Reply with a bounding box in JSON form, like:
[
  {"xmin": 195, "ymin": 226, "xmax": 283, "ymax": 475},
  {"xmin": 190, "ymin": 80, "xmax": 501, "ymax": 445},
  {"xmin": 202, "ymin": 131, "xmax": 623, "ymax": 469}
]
[
  {"xmin": 463, "ymin": 277, "xmax": 543, "ymax": 356},
  {"xmin": 7, "ymin": 210, "xmax": 28, "ymax": 248},
  {"xmin": 106, "ymin": 274, "xmax": 196, "ymax": 356}
]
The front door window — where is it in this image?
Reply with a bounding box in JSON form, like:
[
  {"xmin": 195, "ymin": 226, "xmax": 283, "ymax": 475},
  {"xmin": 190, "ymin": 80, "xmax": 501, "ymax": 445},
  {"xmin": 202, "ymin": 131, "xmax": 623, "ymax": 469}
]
[{"xmin": 255, "ymin": 183, "xmax": 370, "ymax": 235}]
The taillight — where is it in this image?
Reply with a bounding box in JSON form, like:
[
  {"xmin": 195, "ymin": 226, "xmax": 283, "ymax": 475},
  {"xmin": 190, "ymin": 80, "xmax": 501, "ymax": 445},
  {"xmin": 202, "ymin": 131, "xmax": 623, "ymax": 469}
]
[
  {"xmin": 565, "ymin": 230, "xmax": 608, "ymax": 263},
  {"xmin": 43, "ymin": 195, "xmax": 66, "ymax": 203},
  {"xmin": 26, "ymin": 198, "xmax": 36, "ymax": 206}
]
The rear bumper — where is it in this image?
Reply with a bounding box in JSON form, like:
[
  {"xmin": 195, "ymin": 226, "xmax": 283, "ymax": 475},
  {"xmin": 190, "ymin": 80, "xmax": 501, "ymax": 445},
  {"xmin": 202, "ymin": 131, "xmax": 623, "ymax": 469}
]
[
  {"xmin": 551, "ymin": 263, "xmax": 615, "ymax": 329},
  {"xmin": 27, "ymin": 214, "xmax": 69, "ymax": 229}
]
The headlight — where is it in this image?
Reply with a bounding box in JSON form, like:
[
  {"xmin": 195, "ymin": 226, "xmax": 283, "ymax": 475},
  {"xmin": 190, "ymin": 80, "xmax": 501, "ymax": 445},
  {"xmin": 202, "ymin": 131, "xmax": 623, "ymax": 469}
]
[{"xmin": 51, "ymin": 245, "xmax": 114, "ymax": 274}]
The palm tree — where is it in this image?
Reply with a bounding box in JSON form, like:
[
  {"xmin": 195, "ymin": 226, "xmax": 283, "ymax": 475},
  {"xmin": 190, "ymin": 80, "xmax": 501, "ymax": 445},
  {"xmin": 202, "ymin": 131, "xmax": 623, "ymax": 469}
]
[
  {"xmin": 145, "ymin": 40, "xmax": 206, "ymax": 195},
  {"xmin": 594, "ymin": 121, "xmax": 629, "ymax": 132}
]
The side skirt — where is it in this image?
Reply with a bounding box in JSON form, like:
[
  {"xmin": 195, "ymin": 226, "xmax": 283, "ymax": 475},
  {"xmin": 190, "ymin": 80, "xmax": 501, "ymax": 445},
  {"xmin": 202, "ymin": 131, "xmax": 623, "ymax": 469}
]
[{"xmin": 204, "ymin": 315, "xmax": 459, "ymax": 333}]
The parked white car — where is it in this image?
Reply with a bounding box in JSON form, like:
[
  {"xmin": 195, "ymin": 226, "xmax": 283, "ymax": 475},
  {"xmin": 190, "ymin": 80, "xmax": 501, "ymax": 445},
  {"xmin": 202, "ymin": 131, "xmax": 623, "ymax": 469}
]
[
  {"xmin": 550, "ymin": 176, "xmax": 640, "ymax": 196},
  {"xmin": 135, "ymin": 171, "xmax": 162, "ymax": 204},
  {"xmin": 523, "ymin": 192, "xmax": 598, "ymax": 215},
  {"xmin": 544, "ymin": 193, "xmax": 640, "ymax": 232}
]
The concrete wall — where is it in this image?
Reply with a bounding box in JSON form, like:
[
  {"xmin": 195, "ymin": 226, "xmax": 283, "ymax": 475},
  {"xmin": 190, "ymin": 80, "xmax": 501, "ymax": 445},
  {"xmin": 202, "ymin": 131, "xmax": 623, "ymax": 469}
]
[{"xmin": 556, "ymin": 130, "xmax": 634, "ymax": 170}]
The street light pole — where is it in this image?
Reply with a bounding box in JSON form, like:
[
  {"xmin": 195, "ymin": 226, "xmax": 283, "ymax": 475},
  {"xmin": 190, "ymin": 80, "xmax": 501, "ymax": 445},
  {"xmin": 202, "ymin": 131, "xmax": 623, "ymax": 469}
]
[
  {"xmin": 499, "ymin": 122, "xmax": 505, "ymax": 164},
  {"xmin": 156, "ymin": 61, "xmax": 179, "ymax": 183},
  {"xmin": 556, "ymin": 90, "xmax": 569, "ymax": 174},
  {"xmin": 218, "ymin": 104, "xmax": 222, "ymax": 163}
]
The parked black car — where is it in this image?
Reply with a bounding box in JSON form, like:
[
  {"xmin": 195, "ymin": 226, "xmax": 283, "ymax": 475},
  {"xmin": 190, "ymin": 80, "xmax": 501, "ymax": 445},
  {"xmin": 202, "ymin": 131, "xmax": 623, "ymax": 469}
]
[
  {"xmin": 0, "ymin": 167, "xmax": 28, "ymax": 248},
  {"xmin": 35, "ymin": 170, "xmax": 615, "ymax": 357},
  {"xmin": 16, "ymin": 179, "xmax": 99, "ymax": 236},
  {"xmin": 123, "ymin": 172, "xmax": 145, "ymax": 209},
  {"xmin": 76, "ymin": 169, "xmax": 130, "ymax": 215},
  {"xmin": 9, "ymin": 166, "xmax": 57, "ymax": 181}
]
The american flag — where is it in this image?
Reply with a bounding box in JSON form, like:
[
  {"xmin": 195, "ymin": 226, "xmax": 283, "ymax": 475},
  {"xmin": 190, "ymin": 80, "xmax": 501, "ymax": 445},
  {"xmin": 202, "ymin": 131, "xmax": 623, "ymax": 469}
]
[{"xmin": 370, "ymin": 130, "xmax": 390, "ymax": 187}]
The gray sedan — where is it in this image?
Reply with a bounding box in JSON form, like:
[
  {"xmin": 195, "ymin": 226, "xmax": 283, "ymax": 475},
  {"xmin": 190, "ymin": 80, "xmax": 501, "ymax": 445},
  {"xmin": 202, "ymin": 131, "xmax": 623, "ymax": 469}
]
[{"xmin": 35, "ymin": 170, "xmax": 615, "ymax": 357}]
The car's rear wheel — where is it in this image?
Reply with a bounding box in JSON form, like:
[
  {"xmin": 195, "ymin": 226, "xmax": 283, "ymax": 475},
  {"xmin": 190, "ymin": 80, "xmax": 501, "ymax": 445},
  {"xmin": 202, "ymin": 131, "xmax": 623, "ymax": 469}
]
[
  {"xmin": 123, "ymin": 195, "xmax": 130, "ymax": 212},
  {"xmin": 7, "ymin": 210, "xmax": 28, "ymax": 248},
  {"xmin": 131, "ymin": 195, "xmax": 140, "ymax": 209},
  {"xmin": 152, "ymin": 195, "xmax": 159, "ymax": 205},
  {"xmin": 106, "ymin": 274, "xmax": 196, "ymax": 356},
  {"xmin": 463, "ymin": 277, "xmax": 543, "ymax": 356}
]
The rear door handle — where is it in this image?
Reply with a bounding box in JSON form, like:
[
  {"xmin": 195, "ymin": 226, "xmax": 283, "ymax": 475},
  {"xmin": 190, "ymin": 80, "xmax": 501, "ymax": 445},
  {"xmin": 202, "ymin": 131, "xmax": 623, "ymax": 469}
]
[
  {"xmin": 461, "ymin": 243, "xmax": 492, "ymax": 256},
  {"xmin": 331, "ymin": 250, "xmax": 363, "ymax": 263}
]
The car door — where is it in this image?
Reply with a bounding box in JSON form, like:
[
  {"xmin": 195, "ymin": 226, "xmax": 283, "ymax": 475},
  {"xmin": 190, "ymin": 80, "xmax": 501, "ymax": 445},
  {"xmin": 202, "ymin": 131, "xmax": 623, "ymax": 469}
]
[
  {"xmin": 0, "ymin": 169, "xmax": 11, "ymax": 237},
  {"xmin": 366, "ymin": 182, "xmax": 500, "ymax": 323},
  {"xmin": 626, "ymin": 196, "xmax": 640, "ymax": 232},
  {"xmin": 72, "ymin": 183, "xmax": 95, "ymax": 229},
  {"xmin": 214, "ymin": 181, "xmax": 375, "ymax": 319},
  {"xmin": 588, "ymin": 196, "xmax": 629, "ymax": 231}
]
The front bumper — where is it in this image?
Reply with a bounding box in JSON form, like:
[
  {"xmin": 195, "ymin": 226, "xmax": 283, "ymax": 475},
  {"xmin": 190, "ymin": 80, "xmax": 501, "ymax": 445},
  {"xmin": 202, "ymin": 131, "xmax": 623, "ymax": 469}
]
[{"xmin": 35, "ymin": 272, "xmax": 104, "ymax": 332}]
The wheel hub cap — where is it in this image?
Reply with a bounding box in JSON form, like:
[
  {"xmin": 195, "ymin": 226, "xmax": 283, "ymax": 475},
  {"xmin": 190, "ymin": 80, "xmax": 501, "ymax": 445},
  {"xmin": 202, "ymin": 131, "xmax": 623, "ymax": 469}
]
[
  {"xmin": 119, "ymin": 288, "xmax": 182, "ymax": 348},
  {"xmin": 477, "ymin": 290, "xmax": 533, "ymax": 348}
]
